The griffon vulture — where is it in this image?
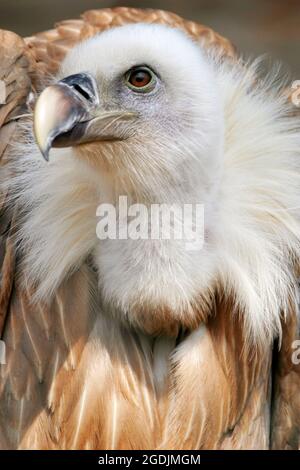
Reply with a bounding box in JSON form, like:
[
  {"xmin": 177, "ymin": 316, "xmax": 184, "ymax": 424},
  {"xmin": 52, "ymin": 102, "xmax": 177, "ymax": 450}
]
[{"xmin": 0, "ymin": 7, "xmax": 299, "ymax": 450}]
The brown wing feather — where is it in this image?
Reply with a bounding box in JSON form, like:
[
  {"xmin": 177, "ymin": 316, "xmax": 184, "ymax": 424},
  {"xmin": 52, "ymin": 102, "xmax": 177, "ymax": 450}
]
[
  {"xmin": 1, "ymin": 279, "xmax": 271, "ymax": 449},
  {"xmin": 0, "ymin": 31, "xmax": 34, "ymax": 337},
  {"xmin": 0, "ymin": 266, "xmax": 96, "ymax": 448},
  {"xmin": 271, "ymin": 304, "xmax": 300, "ymax": 449},
  {"xmin": 24, "ymin": 7, "xmax": 236, "ymax": 89},
  {"xmin": 160, "ymin": 295, "xmax": 271, "ymax": 449}
]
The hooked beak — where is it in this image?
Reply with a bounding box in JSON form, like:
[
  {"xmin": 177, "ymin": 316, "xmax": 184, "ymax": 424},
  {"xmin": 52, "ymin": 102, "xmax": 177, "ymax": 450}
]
[{"xmin": 34, "ymin": 72, "xmax": 137, "ymax": 161}]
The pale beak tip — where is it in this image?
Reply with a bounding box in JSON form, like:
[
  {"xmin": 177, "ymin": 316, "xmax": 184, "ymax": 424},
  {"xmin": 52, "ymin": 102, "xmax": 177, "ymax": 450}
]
[
  {"xmin": 35, "ymin": 132, "xmax": 51, "ymax": 162},
  {"xmin": 41, "ymin": 148, "xmax": 50, "ymax": 162}
]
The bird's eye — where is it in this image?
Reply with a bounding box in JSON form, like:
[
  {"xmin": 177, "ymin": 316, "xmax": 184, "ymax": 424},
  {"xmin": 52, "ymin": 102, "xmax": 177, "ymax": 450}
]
[{"xmin": 125, "ymin": 67, "xmax": 155, "ymax": 92}]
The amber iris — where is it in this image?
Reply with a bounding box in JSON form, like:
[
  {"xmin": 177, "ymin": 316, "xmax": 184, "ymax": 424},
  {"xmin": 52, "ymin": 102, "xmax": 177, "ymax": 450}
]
[{"xmin": 127, "ymin": 68, "xmax": 152, "ymax": 88}]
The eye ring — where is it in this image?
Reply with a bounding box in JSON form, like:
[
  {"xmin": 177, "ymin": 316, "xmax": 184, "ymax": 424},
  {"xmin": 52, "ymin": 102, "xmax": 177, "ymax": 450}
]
[{"xmin": 125, "ymin": 67, "xmax": 155, "ymax": 92}]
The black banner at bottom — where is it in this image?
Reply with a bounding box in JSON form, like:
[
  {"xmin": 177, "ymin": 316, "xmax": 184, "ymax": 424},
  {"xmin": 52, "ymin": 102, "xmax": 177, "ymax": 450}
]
[{"xmin": 0, "ymin": 450, "xmax": 299, "ymax": 466}]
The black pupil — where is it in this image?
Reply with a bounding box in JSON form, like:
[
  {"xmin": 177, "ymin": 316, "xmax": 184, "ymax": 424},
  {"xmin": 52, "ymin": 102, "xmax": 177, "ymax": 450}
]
[{"xmin": 131, "ymin": 70, "xmax": 149, "ymax": 85}]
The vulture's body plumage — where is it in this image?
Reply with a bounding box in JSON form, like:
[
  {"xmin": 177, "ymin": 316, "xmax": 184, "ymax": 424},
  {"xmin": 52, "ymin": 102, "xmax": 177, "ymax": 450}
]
[{"xmin": 0, "ymin": 7, "xmax": 299, "ymax": 450}]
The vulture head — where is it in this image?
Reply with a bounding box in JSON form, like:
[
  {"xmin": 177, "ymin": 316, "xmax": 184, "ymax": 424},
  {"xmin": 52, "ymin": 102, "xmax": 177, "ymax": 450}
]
[{"xmin": 34, "ymin": 24, "xmax": 222, "ymax": 200}]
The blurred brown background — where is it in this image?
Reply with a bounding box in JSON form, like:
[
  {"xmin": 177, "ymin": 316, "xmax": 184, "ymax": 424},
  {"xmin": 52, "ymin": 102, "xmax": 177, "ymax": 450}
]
[{"xmin": 1, "ymin": 0, "xmax": 300, "ymax": 76}]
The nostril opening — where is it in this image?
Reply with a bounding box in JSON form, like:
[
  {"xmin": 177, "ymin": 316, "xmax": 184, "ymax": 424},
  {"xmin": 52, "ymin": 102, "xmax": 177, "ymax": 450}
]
[
  {"xmin": 72, "ymin": 84, "xmax": 92, "ymax": 102},
  {"xmin": 60, "ymin": 73, "xmax": 98, "ymax": 104}
]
